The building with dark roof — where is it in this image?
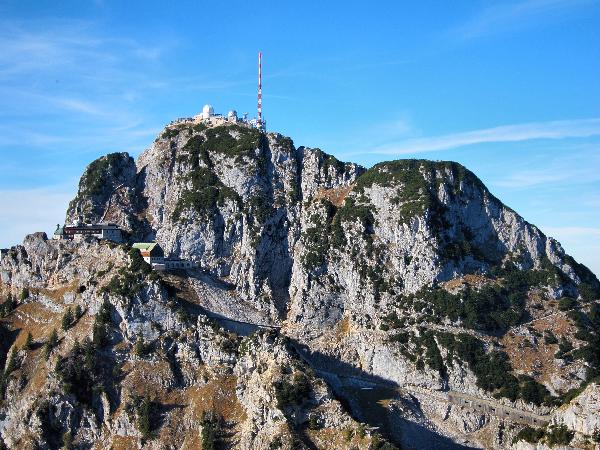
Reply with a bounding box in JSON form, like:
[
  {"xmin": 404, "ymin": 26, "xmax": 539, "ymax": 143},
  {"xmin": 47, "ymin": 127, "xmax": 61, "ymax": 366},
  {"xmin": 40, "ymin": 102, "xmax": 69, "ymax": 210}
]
[{"xmin": 53, "ymin": 223, "xmax": 123, "ymax": 243}]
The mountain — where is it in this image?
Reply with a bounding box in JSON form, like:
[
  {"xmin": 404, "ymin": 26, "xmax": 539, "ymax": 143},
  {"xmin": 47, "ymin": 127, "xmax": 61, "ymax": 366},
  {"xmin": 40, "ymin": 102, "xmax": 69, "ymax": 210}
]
[{"xmin": 1, "ymin": 119, "xmax": 599, "ymax": 449}]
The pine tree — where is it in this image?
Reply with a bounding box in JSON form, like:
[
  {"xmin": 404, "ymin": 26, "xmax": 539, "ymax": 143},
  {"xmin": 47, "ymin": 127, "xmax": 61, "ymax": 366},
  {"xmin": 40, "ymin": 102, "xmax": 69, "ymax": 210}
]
[
  {"xmin": 43, "ymin": 328, "xmax": 59, "ymax": 361},
  {"xmin": 72, "ymin": 339, "xmax": 81, "ymax": 354},
  {"xmin": 61, "ymin": 307, "xmax": 74, "ymax": 331},
  {"xmin": 0, "ymin": 295, "xmax": 16, "ymax": 318},
  {"xmin": 92, "ymin": 319, "xmax": 108, "ymax": 349},
  {"xmin": 48, "ymin": 328, "xmax": 59, "ymax": 347},
  {"xmin": 43, "ymin": 343, "xmax": 52, "ymax": 361},
  {"xmin": 62, "ymin": 431, "xmax": 73, "ymax": 450},
  {"xmin": 83, "ymin": 338, "xmax": 95, "ymax": 371},
  {"xmin": 200, "ymin": 411, "xmax": 219, "ymax": 450},
  {"xmin": 97, "ymin": 299, "xmax": 112, "ymax": 325},
  {"xmin": 134, "ymin": 333, "xmax": 147, "ymax": 357},
  {"xmin": 4, "ymin": 348, "xmax": 18, "ymax": 375},
  {"xmin": 75, "ymin": 304, "xmax": 83, "ymax": 319},
  {"xmin": 23, "ymin": 332, "xmax": 33, "ymax": 351},
  {"xmin": 137, "ymin": 394, "xmax": 153, "ymax": 440}
]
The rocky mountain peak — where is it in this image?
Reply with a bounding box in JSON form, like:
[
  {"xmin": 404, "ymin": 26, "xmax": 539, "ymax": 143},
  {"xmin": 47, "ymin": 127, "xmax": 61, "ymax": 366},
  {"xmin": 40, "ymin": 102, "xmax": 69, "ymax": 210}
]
[{"xmin": 2, "ymin": 120, "xmax": 599, "ymax": 449}]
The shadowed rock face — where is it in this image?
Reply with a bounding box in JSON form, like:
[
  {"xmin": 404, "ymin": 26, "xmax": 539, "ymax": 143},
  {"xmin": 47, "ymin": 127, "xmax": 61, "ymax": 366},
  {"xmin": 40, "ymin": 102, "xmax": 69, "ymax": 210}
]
[{"xmin": 7, "ymin": 121, "xmax": 593, "ymax": 449}]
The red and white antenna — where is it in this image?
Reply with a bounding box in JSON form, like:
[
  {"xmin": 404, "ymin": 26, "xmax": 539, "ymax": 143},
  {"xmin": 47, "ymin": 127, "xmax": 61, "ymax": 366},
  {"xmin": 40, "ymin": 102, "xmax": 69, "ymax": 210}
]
[{"xmin": 257, "ymin": 51, "xmax": 262, "ymax": 128}]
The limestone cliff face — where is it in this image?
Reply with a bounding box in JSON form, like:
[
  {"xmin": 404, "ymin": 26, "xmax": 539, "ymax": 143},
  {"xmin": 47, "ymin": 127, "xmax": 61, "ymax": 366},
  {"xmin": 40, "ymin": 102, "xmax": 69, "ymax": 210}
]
[
  {"xmin": 65, "ymin": 124, "xmax": 592, "ymax": 325},
  {"xmin": 0, "ymin": 235, "xmax": 378, "ymax": 449},
  {"xmin": 66, "ymin": 152, "xmax": 139, "ymax": 227},
  {"xmin": 2, "ymin": 120, "xmax": 597, "ymax": 449},
  {"xmin": 67, "ymin": 125, "xmax": 365, "ymax": 321},
  {"xmin": 552, "ymin": 383, "xmax": 600, "ymax": 436}
]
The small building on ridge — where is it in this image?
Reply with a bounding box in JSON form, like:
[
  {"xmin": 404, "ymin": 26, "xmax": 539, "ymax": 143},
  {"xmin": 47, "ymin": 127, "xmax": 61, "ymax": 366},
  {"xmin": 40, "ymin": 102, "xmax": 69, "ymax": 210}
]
[
  {"xmin": 53, "ymin": 223, "xmax": 123, "ymax": 243},
  {"xmin": 132, "ymin": 242, "xmax": 165, "ymax": 265}
]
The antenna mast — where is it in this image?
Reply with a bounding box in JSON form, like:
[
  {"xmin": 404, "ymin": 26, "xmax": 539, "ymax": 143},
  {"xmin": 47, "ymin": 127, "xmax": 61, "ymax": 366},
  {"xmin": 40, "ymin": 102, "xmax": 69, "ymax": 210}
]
[{"xmin": 257, "ymin": 51, "xmax": 262, "ymax": 128}]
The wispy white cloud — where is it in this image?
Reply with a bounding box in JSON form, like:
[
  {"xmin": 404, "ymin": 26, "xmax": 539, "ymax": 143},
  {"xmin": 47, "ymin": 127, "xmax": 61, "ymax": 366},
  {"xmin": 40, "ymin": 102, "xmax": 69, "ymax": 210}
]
[
  {"xmin": 491, "ymin": 142, "xmax": 600, "ymax": 188},
  {"xmin": 0, "ymin": 19, "xmax": 175, "ymax": 165},
  {"xmin": 0, "ymin": 19, "xmax": 168, "ymax": 79},
  {"xmin": 495, "ymin": 164, "xmax": 600, "ymax": 188},
  {"xmin": 540, "ymin": 225, "xmax": 600, "ymax": 276},
  {"xmin": 319, "ymin": 114, "xmax": 416, "ymax": 160},
  {"xmin": 371, "ymin": 118, "xmax": 600, "ymax": 155},
  {"xmin": 0, "ymin": 185, "xmax": 75, "ymax": 248},
  {"xmin": 0, "ymin": 121, "xmax": 160, "ymax": 155},
  {"xmin": 543, "ymin": 226, "xmax": 600, "ymax": 238},
  {"xmin": 453, "ymin": 0, "xmax": 596, "ymax": 41}
]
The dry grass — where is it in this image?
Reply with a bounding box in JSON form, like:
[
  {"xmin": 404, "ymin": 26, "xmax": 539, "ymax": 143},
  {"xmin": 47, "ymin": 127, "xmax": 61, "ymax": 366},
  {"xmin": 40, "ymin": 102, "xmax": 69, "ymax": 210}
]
[
  {"xmin": 119, "ymin": 363, "xmax": 246, "ymax": 449},
  {"xmin": 501, "ymin": 332, "xmax": 557, "ymax": 382},
  {"xmin": 13, "ymin": 434, "xmax": 43, "ymax": 450},
  {"xmin": 531, "ymin": 314, "xmax": 573, "ymax": 338},
  {"xmin": 121, "ymin": 360, "xmax": 174, "ymax": 399},
  {"xmin": 8, "ymin": 302, "xmax": 61, "ymax": 341},
  {"xmin": 37, "ymin": 279, "xmax": 80, "ymax": 303},
  {"xmin": 157, "ymin": 374, "xmax": 246, "ymax": 448},
  {"xmin": 108, "ymin": 436, "xmax": 138, "ymax": 450},
  {"xmin": 307, "ymin": 426, "xmax": 373, "ymax": 450},
  {"xmin": 502, "ymin": 311, "xmax": 585, "ymax": 384},
  {"xmin": 177, "ymin": 375, "xmax": 246, "ymax": 424},
  {"xmin": 3, "ymin": 304, "xmax": 96, "ymax": 404},
  {"xmin": 314, "ymin": 185, "xmax": 354, "ymax": 207},
  {"xmin": 335, "ymin": 316, "xmax": 351, "ymax": 340},
  {"xmin": 442, "ymin": 274, "xmax": 495, "ymax": 294}
]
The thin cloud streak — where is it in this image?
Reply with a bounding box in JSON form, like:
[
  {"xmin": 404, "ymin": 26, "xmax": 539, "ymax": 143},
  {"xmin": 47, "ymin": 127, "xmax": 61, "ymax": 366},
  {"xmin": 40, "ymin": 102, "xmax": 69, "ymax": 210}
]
[
  {"xmin": 0, "ymin": 19, "xmax": 168, "ymax": 79},
  {"xmin": 0, "ymin": 185, "xmax": 75, "ymax": 248},
  {"xmin": 372, "ymin": 118, "xmax": 600, "ymax": 155},
  {"xmin": 540, "ymin": 225, "xmax": 600, "ymax": 276},
  {"xmin": 542, "ymin": 226, "xmax": 600, "ymax": 238},
  {"xmin": 453, "ymin": 0, "xmax": 596, "ymax": 41},
  {"xmin": 494, "ymin": 164, "xmax": 600, "ymax": 188}
]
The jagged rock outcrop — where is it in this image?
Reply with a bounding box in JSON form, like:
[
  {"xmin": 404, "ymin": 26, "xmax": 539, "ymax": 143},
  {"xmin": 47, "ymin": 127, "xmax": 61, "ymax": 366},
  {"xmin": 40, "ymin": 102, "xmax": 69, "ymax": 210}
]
[
  {"xmin": 66, "ymin": 153, "xmax": 138, "ymax": 224},
  {"xmin": 0, "ymin": 233, "xmax": 386, "ymax": 449},
  {"xmin": 1, "ymin": 119, "xmax": 598, "ymax": 449}
]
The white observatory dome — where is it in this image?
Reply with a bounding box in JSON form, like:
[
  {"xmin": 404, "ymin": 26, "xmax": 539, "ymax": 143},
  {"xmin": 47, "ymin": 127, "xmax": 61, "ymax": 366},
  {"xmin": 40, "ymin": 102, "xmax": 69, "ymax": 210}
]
[
  {"xmin": 227, "ymin": 110, "xmax": 237, "ymax": 119},
  {"xmin": 202, "ymin": 104, "xmax": 214, "ymax": 119}
]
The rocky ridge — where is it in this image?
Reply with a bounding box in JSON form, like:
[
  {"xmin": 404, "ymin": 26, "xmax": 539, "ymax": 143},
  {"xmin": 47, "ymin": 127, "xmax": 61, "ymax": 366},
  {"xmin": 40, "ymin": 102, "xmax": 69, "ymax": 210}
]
[{"xmin": 1, "ymin": 120, "xmax": 599, "ymax": 449}]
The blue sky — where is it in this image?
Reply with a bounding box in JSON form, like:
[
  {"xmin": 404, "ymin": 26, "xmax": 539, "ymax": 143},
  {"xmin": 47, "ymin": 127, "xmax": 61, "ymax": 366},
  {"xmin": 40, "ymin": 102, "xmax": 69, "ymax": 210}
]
[{"xmin": 0, "ymin": 0, "xmax": 599, "ymax": 275}]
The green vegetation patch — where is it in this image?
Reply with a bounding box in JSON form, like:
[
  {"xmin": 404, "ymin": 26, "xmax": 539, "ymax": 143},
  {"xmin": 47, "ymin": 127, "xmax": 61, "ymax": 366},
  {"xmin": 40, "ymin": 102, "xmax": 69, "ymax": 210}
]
[
  {"xmin": 545, "ymin": 425, "xmax": 575, "ymax": 447},
  {"xmin": 55, "ymin": 337, "xmax": 115, "ymax": 406},
  {"xmin": 203, "ymin": 125, "xmax": 263, "ymax": 162},
  {"xmin": 173, "ymin": 127, "xmax": 258, "ymax": 222},
  {"xmin": 388, "ymin": 262, "xmax": 558, "ymax": 333},
  {"xmin": 79, "ymin": 153, "xmax": 131, "ymax": 197},
  {"xmin": 353, "ymin": 159, "xmax": 480, "ymax": 225},
  {"xmin": 126, "ymin": 393, "xmax": 161, "ymax": 441},
  {"xmin": 436, "ymin": 332, "xmax": 551, "ymax": 404},
  {"xmin": 244, "ymin": 193, "xmax": 274, "ymax": 245},
  {"xmin": 564, "ymin": 255, "xmax": 600, "ymax": 301},
  {"xmin": 172, "ymin": 167, "xmax": 241, "ymax": 222},
  {"xmin": 300, "ymin": 195, "xmax": 379, "ymax": 281},
  {"xmin": 274, "ymin": 372, "xmax": 311, "ymax": 409},
  {"xmin": 567, "ymin": 302, "xmax": 600, "ymax": 378},
  {"xmin": 161, "ymin": 127, "xmax": 182, "ymax": 139},
  {"xmin": 513, "ymin": 426, "xmax": 545, "ymax": 444},
  {"xmin": 200, "ymin": 411, "xmax": 222, "ymax": 450},
  {"xmin": 330, "ymin": 195, "xmax": 375, "ymax": 248},
  {"xmin": 100, "ymin": 248, "xmax": 158, "ymax": 299},
  {"xmin": 312, "ymin": 148, "xmax": 347, "ymax": 183},
  {"xmin": 301, "ymin": 200, "xmax": 337, "ymax": 271}
]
